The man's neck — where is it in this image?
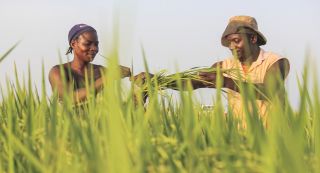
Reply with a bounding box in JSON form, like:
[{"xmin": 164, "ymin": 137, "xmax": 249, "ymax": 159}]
[{"xmin": 241, "ymin": 47, "xmax": 260, "ymax": 66}]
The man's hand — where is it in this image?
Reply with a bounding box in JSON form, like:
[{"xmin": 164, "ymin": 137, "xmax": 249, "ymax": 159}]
[{"xmin": 197, "ymin": 71, "xmax": 223, "ymax": 88}]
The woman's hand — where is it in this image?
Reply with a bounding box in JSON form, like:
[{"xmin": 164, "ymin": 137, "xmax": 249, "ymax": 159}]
[
  {"xmin": 94, "ymin": 77, "xmax": 104, "ymax": 92},
  {"xmin": 120, "ymin": 65, "xmax": 131, "ymax": 78},
  {"xmin": 132, "ymin": 72, "xmax": 154, "ymax": 86},
  {"xmin": 131, "ymin": 72, "xmax": 154, "ymax": 105}
]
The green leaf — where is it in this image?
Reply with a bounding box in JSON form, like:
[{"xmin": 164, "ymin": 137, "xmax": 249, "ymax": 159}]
[{"xmin": 0, "ymin": 41, "xmax": 20, "ymax": 63}]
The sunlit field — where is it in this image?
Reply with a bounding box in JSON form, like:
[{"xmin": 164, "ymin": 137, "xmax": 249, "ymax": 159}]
[{"xmin": 0, "ymin": 46, "xmax": 319, "ymax": 173}]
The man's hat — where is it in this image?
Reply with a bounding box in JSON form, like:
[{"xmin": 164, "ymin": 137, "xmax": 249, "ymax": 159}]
[
  {"xmin": 221, "ymin": 16, "xmax": 267, "ymax": 47},
  {"xmin": 68, "ymin": 24, "xmax": 96, "ymax": 45}
]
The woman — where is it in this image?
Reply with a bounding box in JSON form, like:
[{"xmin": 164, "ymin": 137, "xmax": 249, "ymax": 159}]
[{"xmin": 49, "ymin": 24, "xmax": 131, "ymax": 103}]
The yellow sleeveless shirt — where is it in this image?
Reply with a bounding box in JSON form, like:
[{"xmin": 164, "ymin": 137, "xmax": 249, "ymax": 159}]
[{"xmin": 221, "ymin": 49, "xmax": 289, "ymax": 127}]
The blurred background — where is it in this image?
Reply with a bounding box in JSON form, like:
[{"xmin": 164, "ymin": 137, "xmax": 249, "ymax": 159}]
[{"xmin": 0, "ymin": 0, "xmax": 319, "ymax": 109}]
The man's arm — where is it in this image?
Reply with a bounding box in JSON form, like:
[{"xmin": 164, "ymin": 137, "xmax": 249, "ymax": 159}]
[
  {"xmin": 222, "ymin": 58, "xmax": 290, "ymax": 100},
  {"xmin": 163, "ymin": 62, "xmax": 224, "ymax": 90}
]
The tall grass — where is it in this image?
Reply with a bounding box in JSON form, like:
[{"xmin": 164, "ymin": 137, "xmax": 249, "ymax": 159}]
[{"xmin": 0, "ymin": 48, "xmax": 319, "ymax": 173}]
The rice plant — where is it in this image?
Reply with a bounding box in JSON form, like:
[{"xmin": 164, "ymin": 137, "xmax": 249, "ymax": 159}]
[{"xmin": 0, "ymin": 44, "xmax": 319, "ymax": 173}]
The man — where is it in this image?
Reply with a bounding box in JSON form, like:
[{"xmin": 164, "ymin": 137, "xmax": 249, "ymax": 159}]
[
  {"xmin": 203, "ymin": 16, "xmax": 290, "ymax": 126},
  {"xmin": 134, "ymin": 15, "xmax": 290, "ymax": 126}
]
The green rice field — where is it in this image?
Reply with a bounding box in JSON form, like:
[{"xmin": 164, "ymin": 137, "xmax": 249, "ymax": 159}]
[{"xmin": 0, "ymin": 47, "xmax": 319, "ymax": 173}]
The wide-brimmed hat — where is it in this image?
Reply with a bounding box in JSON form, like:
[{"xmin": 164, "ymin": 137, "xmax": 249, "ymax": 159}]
[{"xmin": 221, "ymin": 16, "xmax": 267, "ymax": 47}]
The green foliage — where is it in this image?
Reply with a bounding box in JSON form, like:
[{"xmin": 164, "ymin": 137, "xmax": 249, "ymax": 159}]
[
  {"xmin": 0, "ymin": 50, "xmax": 319, "ymax": 173},
  {"xmin": 0, "ymin": 41, "xmax": 20, "ymax": 63}
]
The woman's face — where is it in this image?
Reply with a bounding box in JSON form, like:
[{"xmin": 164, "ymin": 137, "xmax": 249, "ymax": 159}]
[{"xmin": 71, "ymin": 31, "xmax": 99, "ymax": 62}]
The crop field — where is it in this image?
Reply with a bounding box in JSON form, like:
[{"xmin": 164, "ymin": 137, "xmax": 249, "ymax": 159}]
[{"xmin": 0, "ymin": 48, "xmax": 319, "ymax": 173}]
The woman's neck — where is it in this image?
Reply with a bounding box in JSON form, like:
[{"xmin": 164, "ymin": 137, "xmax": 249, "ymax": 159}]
[{"xmin": 70, "ymin": 59, "xmax": 91, "ymax": 75}]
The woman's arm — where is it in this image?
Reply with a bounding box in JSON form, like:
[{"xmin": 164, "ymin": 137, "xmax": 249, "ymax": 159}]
[{"xmin": 49, "ymin": 66, "xmax": 104, "ymax": 103}]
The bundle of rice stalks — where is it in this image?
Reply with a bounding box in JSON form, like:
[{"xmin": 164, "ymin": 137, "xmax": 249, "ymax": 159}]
[
  {"xmin": 133, "ymin": 66, "xmax": 271, "ymax": 101},
  {"xmin": 136, "ymin": 67, "xmax": 237, "ymax": 91}
]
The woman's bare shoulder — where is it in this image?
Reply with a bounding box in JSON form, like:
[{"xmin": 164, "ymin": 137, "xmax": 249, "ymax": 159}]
[
  {"xmin": 49, "ymin": 63, "xmax": 69, "ymax": 76},
  {"xmin": 93, "ymin": 64, "xmax": 107, "ymax": 71}
]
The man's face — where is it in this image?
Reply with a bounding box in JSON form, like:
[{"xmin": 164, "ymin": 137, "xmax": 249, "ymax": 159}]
[
  {"xmin": 225, "ymin": 33, "xmax": 254, "ymax": 62},
  {"xmin": 72, "ymin": 31, "xmax": 99, "ymax": 62}
]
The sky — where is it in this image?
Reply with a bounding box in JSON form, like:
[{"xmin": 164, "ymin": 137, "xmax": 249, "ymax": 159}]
[{"xmin": 0, "ymin": 0, "xmax": 319, "ymax": 108}]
